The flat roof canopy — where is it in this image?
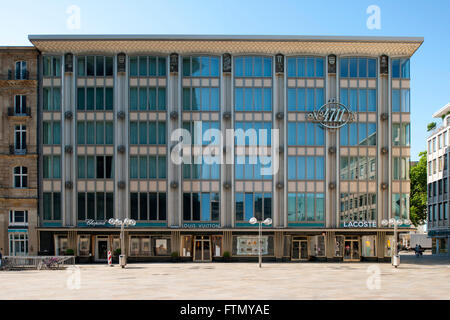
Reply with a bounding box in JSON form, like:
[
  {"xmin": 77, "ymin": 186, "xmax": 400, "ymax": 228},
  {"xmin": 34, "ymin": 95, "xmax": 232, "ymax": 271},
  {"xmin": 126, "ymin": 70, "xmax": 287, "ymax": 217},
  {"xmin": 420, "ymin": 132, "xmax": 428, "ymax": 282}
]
[
  {"xmin": 28, "ymin": 34, "xmax": 423, "ymax": 56},
  {"xmin": 432, "ymin": 103, "xmax": 450, "ymax": 118}
]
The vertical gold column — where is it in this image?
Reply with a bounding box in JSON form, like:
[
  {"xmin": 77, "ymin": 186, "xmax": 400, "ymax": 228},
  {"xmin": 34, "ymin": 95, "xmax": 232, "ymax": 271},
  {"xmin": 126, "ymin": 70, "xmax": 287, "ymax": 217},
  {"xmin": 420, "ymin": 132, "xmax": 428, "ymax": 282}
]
[
  {"xmin": 223, "ymin": 231, "xmax": 233, "ymax": 254},
  {"xmin": 171, "ymin": 230, "xmax": 180, "ymax": 253},
  {"xmin": 326, "ymin": 231, "xmax": 335, "ymax": 259},
  {"xmin": 68, "ymin": 230, "xmax": 77, "ymax": 252},
  {"xmin": 274, "ymin": 231, "xmax": 284, "ymax": 259},
  {"xmin": 377, "ymin": 231, "xmax": 385, "ymax": 260}
]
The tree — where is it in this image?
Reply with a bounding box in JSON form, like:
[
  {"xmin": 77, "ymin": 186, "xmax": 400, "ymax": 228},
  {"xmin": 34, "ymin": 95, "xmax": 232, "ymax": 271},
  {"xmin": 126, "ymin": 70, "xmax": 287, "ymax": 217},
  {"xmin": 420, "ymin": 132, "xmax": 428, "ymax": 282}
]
[
  {"xmin": 410, "ymin": 151, "xmax": 427, "ymax": 226},
  {"xmin": 427, "ymin": 122, "xmax": 436, "ymax": 131}
]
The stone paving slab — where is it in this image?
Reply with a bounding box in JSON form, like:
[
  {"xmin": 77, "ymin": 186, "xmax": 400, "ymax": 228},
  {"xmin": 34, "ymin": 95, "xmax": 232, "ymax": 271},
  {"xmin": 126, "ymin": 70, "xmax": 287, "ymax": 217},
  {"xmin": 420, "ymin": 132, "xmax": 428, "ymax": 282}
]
[{"xmin": 0, "ymin": 253, "xmax": 448, "ymax": 300}]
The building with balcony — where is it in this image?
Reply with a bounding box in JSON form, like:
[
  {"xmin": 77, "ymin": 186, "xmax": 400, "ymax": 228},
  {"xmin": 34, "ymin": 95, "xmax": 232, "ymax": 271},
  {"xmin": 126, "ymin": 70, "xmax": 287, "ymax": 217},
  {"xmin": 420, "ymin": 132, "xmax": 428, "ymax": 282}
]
[
  {"xmin": 29, "ymin": 35, "xmax": 422, "ymax": 262},
  {"xmin": 426, "ymin": 103, "xmax": 450, "ymax": 255},
  {"xmin": 0, "ymin": 47, "xmax": 39, "ymax": 256}
]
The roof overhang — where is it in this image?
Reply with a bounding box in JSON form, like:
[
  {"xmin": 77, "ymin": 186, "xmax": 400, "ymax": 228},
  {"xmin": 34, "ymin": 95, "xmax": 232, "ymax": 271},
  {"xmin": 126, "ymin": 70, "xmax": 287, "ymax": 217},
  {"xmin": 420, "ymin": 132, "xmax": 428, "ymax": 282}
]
[
  {"xmin": 432, "ymin": 103, "xmax": 450, "ymax": 118},
  {"xmin": 28, "ymin": 34, "xmax": 424, "ymax": 57}
]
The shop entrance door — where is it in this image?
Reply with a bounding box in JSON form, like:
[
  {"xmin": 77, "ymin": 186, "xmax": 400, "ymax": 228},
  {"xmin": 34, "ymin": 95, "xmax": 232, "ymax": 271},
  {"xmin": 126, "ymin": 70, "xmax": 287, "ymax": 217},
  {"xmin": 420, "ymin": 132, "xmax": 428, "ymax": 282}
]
[
  {"xmin": 292, "ymin": 239, "xmax": 309, "ymax": 261},
  {"xmin": 193, "ymin": 236, "xmax": 211, "ymax": 262},
  {"xmin": 96, "ymin": 236, "xmax": 109, "ymax": 262},
  {"xmin": 343, "ymin": 237, "xmax": 360, "ymax": 261}
]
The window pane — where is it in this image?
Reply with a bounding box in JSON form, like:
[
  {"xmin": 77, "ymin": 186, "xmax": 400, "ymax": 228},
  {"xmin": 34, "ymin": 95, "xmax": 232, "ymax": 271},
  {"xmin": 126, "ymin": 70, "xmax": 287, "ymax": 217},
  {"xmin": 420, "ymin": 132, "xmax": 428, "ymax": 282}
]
[
  {"xmin": 158, "ymin": 122, "xmax": 166, "ymax": 144},
  {"xmin": 244, "ymin": 193, "xmax": 253, "ymax": 221},
  {"xmin": 306, "ymin": 157, "xmax": 315, "ymax": 180},
  {"xmin": 316, "ymin": 58, "xmax": 324, "ymax": 77},
  {"xmin": 158, "ymin": 156, "xmax": 166, "ymax": 179},
  {"xmin": 307, "ymin": 193, "xmax": 315, "ymax": 221},
  {"xmin": 53, "ymin": 156, "xmax": 61, "ymax": 179},
  {"xmin": 96, "ymin": 122, "xmax": 104, "ymax": 144},
  {"xmin": 201, "ymin": 193, "xmax": 211, "ymax": 221},
  {"xmin": 340, "ymin": 58, "xmax": 348, "ymax": 78},
  {"xmin": 53, "ymin": 122, "xmax": 61, "ymax": 145},
  {"xmin": 306, "ymin": 58, "xmax": 315, "ymax": 77},
  {"xmin": 158, "ymin": 88, "xmax": 166, "ymax": 110},
  {"xmin": 358, "ymin": 58, "xmax": 367, "ymax": 78},
  {"xmin": 130, "ymin": 157, "xmax": 138, "ymax": 179}
]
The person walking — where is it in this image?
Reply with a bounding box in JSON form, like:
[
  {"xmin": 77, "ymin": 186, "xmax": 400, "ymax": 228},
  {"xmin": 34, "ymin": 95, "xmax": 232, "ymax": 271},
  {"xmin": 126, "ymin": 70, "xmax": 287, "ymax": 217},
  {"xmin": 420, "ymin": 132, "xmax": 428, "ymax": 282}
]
[{"xmin": 0, "ymin": 248, "xmax": 3, "ymax": 268}]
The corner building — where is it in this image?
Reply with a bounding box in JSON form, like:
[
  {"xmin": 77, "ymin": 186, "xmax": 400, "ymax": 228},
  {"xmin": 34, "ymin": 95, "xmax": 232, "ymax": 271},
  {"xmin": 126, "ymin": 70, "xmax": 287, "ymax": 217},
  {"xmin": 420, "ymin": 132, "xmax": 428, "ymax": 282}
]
[
  {"xmin": 426, "ymin": 103, "xmax": 450, "ymax": 256},
  {"xmin": 30, "ymin": 35, "xmax": 422, "ymax": 262},
  {"xmin": 0, "ymin": 47, "xmax": 39, "ymax": 256}
]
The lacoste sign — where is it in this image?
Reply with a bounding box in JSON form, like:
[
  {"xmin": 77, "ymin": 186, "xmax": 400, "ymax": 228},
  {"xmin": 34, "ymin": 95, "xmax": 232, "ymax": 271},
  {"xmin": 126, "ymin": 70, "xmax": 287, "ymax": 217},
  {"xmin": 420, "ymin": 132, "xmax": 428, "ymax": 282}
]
[
  {"xmin": 342, "ymin": 221, "xmax": 377, "ymax": 228},
  {"xmin": 307, "ymin": 100, "xmax": 355, "ymax": 129}
]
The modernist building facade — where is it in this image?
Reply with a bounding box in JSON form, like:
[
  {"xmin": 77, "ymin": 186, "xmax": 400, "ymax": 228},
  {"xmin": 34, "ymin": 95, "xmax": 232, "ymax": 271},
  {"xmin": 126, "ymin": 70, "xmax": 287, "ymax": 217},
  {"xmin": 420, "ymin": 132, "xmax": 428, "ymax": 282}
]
[
  {"xmin": 0, "ymin": 47, "xmax": 39, "ymax": 256},
  {"xmin": 27, "ymin": 35, "xmax": 422, "ymax": 262},
  {"xmin": 427, "ymin": 103, "xmax": 450, "ymax": 256}
]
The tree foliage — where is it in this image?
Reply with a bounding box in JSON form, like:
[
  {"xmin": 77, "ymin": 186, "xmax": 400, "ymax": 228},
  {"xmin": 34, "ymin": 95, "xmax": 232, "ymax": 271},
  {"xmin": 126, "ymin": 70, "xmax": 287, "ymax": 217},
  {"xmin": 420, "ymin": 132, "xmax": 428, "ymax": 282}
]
[
  {"xmin": 410, "ymin": 151, "xmax": 427, "ymax": 226},
  {"xmin": 427, "ymin": 122, "xmax": 436, "ymax": 131}
]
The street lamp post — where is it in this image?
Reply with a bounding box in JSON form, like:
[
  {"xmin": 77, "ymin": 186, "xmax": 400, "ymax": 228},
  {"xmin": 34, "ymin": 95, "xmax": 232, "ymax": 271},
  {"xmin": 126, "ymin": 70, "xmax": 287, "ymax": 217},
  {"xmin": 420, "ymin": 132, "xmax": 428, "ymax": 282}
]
[
  {"xmin": 108, "ymin": 218, "xmax": 136, "ymax": 268},
  {"xmin": 249, "ymin": 217, "xmax": 272, "ymax": 268},
  {"xmin": 381, "ymin": 218, "xmax": 411, "ymax": 268}
]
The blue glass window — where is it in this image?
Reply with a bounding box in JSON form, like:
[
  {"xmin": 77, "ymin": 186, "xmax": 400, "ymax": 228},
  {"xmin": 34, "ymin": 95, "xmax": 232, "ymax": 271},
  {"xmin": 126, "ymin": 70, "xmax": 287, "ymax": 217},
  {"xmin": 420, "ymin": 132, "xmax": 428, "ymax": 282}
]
[
  {"xmin": 340, "ymin": 58, "xmax": 349, "ymax": 78},
  {"xmin": 392, "ymin": 59, "xmax": 400, "ymax": 78},
  {"xmin": 392, "ymin": 89, "xmax": 400, "ymax": 112},
  {"xmin": 368, "ymin": 59, "xmax": 376, "ymax": 77},
  {"xmin": 359, "ymin": 89, "xmax": 367, "ymax": 112},
  {"xmin": 368, "ymin": 89, "xmax": 377, "ymax": 112},
  {"xmin": 287, "ymin": 58, "xmax": 296, "ymax": 77},
  {"xmin": 287, "ymin": 57, "xmax": 324, "ymax": 78},
  {"xmin": 244, "ymin": 193, "xmax": 254, "ymax": 221},
  {"xmin": 401, "ymin": 89, "xmax": 410, "ymax": 112},
  {"xmin": 401, "ymin": 59, "xmax": 410, "ymax": 78}
]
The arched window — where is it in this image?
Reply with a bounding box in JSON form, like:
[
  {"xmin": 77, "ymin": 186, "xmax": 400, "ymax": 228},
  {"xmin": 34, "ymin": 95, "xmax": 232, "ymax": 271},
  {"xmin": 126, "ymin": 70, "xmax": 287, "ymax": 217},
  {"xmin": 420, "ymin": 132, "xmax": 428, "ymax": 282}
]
[{"xmin": 13, "ymin": 166, "xmax": 27, "ymax": 188}]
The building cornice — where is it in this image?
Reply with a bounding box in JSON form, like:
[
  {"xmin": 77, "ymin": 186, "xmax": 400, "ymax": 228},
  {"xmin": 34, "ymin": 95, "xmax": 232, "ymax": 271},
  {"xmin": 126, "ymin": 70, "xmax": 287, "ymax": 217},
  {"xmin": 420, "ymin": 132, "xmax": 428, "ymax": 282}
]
[{"xmin": 28, "ymin": 34, "xmax": 424, "ymax": 57}]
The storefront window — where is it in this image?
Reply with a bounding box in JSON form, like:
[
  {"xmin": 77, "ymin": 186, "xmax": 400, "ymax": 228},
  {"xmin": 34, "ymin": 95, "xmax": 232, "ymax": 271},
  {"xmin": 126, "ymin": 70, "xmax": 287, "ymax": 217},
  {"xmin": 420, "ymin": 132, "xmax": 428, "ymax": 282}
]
[
  {"xmin": 334, "ymin": 236, "xmax": 344, "ymax": 257},
  {"xmin": 361, "ymin": 235, "xmax": 376, "ymax": 257},
  {"xmin": 310, "ymin": 235, "xmax": 326, "ymax": 257},
  {"xmin": 55, "ymin": 236, "xmax": 68, "ymax": 255},
  {"xmin": 153, "ymin": 238, "xmax": 171, "ymax": 256},
  {"xmin": 212, "ymin": 236, "xmax": 223, "ymax": 257},
  {"xmin": 130, "ymin": 237, "xmax": 140, "ymax": 256},
  {"xmin": 78, "ymin": 235, "xmax": 90, "ymax": 256},
  {"xmin": 385, "ymin": 236, "xmax": 394, "ymax": 257},
  {"xmin": 181, "ymin": 235, "xmax": 193, "ymax": 257},
  {"xmin": 234, "ymin": 236, "xmax": 271, "ymax": 256},
  {"xmin": 112, "ymin": 237, "xmax": 120, "ymax": 253},
  {"xmin": 129, "ymin": 236, "xmax": 151, "ymax": 256}
]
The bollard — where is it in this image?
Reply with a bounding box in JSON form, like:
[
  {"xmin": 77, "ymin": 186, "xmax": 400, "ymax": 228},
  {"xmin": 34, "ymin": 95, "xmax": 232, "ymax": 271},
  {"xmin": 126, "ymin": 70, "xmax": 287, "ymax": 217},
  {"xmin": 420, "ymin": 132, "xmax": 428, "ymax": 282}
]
[{"xmin": 107, "ymin": 250, "xmax": 113, "ymax": 267}]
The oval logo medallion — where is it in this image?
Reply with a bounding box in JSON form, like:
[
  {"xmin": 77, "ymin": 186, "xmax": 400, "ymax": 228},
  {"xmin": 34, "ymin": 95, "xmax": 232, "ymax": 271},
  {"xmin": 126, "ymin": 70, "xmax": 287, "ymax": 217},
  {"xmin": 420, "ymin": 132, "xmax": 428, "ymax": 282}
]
[{"xmin": 307, "ymin": 100, "xmax": 355, "ymax": 129}]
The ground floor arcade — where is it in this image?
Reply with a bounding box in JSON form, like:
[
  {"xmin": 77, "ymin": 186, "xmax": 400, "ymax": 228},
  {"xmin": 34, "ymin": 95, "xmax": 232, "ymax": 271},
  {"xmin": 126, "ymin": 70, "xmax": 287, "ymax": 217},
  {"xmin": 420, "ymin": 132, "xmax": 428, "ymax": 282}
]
[{"xmin": 36, "ymin": 228, "xmax": 409, "ymax": 263}]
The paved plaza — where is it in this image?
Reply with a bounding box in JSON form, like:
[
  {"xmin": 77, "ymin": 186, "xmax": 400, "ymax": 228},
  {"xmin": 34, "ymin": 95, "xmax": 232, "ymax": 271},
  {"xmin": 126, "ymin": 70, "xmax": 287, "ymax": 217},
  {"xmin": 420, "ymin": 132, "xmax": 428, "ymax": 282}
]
[{"xmin": 0, "ymin": 253, "xmax": 449, "ymax": 300}]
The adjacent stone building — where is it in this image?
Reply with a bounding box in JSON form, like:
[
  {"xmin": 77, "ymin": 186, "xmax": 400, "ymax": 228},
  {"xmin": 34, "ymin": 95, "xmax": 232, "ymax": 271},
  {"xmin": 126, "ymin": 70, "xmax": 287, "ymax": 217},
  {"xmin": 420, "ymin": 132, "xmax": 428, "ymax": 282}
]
[{"xmin": 0, "ymin": 47, "xmax": 39, "ymax": 256}]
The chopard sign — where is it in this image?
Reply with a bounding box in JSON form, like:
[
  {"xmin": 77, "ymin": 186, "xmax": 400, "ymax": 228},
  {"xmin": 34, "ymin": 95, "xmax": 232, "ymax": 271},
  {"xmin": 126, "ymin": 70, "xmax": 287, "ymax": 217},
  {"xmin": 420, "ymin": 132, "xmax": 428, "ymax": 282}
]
[
  {"xmin": 307, "ymin": 100, "xmax": 355, "ymax": 129},
  {"xmin": 85, "ymin": 219, "xmax": 107, "ymax": 226}
]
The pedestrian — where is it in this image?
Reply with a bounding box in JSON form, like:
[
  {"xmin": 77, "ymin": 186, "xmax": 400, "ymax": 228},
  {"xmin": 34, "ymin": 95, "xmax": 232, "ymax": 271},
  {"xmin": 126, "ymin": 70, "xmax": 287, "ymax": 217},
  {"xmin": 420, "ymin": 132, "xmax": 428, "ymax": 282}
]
[
  {"xmin": 0, "ymin": 248, "xmax": 3, "ymax": 268},
  {"xmin": 415, "ymin": 244, "xmax": 420, "ymax": 257},
  {"xmin": 418, "ymin": 244, "xmax": 423, "ymax": 257}
]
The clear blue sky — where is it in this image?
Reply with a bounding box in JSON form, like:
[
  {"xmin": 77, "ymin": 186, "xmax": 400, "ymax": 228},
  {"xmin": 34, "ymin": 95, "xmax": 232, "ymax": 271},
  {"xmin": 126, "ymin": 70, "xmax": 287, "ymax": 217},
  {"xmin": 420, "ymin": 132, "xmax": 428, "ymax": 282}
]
[{"xmin": 1, "ymin": 0, "xmax": 448, "ymax": 160}]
